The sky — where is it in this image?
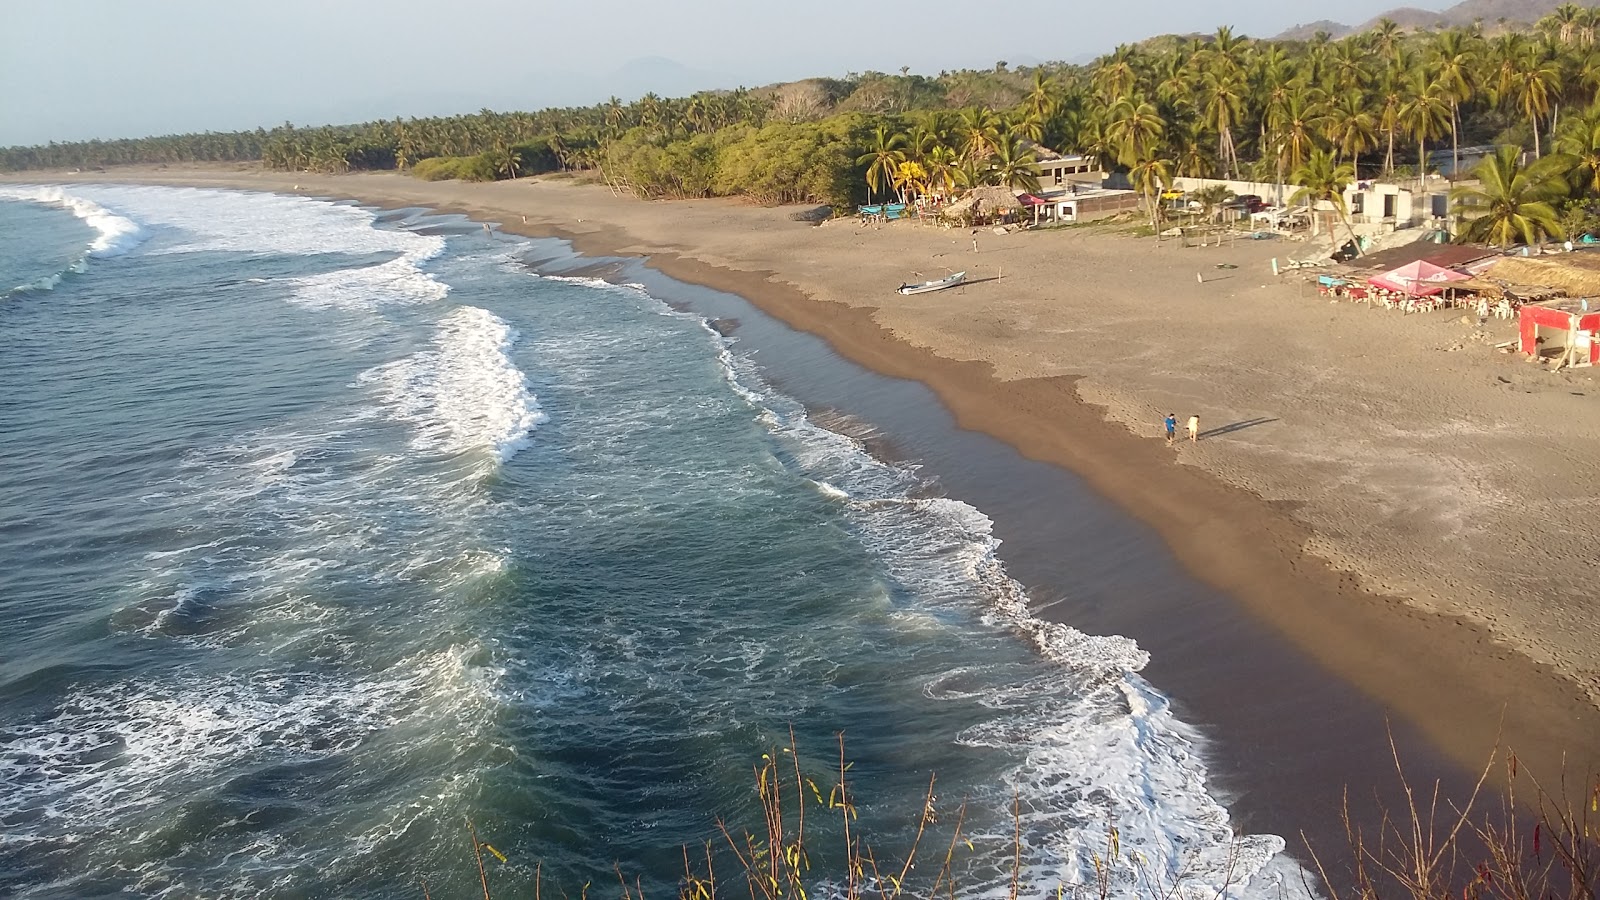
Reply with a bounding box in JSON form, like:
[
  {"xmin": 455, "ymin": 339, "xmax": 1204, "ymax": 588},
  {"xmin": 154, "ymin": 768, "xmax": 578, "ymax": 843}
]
[{"xmin": 0, "ymin": 0, "xmax": 1446, "ymax": 147}]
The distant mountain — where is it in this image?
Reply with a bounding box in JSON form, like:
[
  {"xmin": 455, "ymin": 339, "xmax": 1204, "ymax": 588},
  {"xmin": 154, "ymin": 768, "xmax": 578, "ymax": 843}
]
[{"xmin": 1274, "ymin": 0, "xmax": 1594, "ymax": 39}]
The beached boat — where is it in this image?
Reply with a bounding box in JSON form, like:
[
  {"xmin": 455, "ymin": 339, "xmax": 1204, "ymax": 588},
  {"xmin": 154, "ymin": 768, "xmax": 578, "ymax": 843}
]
[{"xmin": 896, "ymin": 271, "xmax": 966, "ymax": 295}]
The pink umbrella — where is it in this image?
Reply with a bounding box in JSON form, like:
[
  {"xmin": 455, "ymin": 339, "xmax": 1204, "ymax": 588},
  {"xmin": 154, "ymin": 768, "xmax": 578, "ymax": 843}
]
[{"xmin": 1367, "ymin": 260, "xmax": 1469, "ymax": 297}]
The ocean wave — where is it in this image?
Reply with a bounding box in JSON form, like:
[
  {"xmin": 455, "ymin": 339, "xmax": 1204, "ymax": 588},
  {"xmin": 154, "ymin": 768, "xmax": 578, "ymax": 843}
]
[
  {"xmin": 0, "ymin": 185, "xmax": 148, "ymax": 259},
  {"xmin": 0, "ymin": 645, "xmax": 498, "ymax": 873},
  {"xmin": 5, "ymin": 264, "xmax": 76, "ymax": 297},
  {"xmin": 3, "ymin": 185, "xmax": 450, "ymax": 311},
  {"xmin": 287, "ymin": 242, "xmax": 448, "ymax": 309},
  {"xmin": 360, "ymin": 306, "xmax": 545, "ymax": 463},
  {"xmin": 681, "ymin": 318, "xmax": 1307, "ymax": 900}
]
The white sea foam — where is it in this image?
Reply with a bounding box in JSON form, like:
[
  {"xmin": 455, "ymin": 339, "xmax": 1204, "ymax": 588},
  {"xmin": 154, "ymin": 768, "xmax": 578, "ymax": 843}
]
[
  {"xmin": 0, "ymin": 185, "xmax": 149, "ymax": 258},
  {"xmin": 360, "ymin": 306, "xmax": 545, "ymax": 462},
  {"xmin": 3, "ymin": 184, "xmax": 449, "ymax": 310},
  {"xmin": 671, "ymin": 314, "xmax": 1311, "ymax": 900},
  {"xmin": 533, "ymin": 273, "xmax": 650, "ymax": 294},
  {"xmin": 0, "ymin": 645, "xmax": 496, "ymax": 856}
]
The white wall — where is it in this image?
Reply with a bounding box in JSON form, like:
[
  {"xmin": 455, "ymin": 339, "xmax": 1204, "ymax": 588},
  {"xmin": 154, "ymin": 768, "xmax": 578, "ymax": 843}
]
[{"xmin": 1172, "ymin": 176, "xmax": 1423, "ymax": 228}]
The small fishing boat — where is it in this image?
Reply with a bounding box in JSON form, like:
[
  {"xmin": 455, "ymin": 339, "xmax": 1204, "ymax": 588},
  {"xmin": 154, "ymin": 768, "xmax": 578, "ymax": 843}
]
[{"xmin": 896, "ymin": 271, "xmax": 966, "ymax": 295}]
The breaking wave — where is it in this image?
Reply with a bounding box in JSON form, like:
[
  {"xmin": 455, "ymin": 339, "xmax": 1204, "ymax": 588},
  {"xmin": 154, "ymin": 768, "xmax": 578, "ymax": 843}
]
[
  {"xmin": 690, "ymin": 312, "xmax": 1304, "ymax": 900},
  {"xmin": 361, "ymin": 306, "xmax": 544, "ymax": 463}
]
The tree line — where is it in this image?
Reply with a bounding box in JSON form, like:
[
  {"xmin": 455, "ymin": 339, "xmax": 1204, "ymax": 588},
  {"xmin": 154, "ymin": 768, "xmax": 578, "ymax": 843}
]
[{"xmin": 9, "ymin": 5, "xmax": 1600, "ymax": 243}]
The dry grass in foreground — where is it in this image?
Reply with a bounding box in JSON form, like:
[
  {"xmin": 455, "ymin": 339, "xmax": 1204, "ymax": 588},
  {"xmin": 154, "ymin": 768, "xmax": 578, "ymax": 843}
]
[{"xmin": 448, "ymin": 731, "xmax": 1599, "ymax": 900}]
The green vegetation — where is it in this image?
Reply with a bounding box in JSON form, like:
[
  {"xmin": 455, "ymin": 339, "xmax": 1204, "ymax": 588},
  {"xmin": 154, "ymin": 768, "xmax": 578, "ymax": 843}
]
[
  {"xmin": 15, "ymin": 5, "xmax": 1600, "ymax": 243},
  {"xmin": 1451, "ymin": 146, "xmax": 1574, "ymax": 245}
]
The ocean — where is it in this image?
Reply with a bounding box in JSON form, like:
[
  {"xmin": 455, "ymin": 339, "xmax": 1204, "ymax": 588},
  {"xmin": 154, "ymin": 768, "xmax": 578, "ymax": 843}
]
[{"xmin": 0, "ymin": 184, "xmax": 1305, "ymax": 899}]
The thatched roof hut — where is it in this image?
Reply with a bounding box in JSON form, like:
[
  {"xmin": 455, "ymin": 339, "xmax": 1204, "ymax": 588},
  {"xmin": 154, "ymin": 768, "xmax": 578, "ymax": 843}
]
[
  {"xmin": 1483, "ymin": 254, "xmax": 1600, "ymax": 296},
  {"xmin": 964, "ymin": 185, "xmax": 1023, "ymax": 214},
  {"xmin": 939, "ymin": 186, "xmax": 1022, "ymax": 222}
]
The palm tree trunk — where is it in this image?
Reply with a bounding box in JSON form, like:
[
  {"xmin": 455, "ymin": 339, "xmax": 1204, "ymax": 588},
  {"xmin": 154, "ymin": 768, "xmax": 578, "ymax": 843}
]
[
  {"xmin": 1533, "ymin": 113, "xmax": 1542, "ymax": 157},
  {"xmin": 1418, "ymin": 138, "xmax": 1427, "ymax": 200},
  {"xmin": 1342, "ymin": 209, "xmax": 1363, "ymax": 257},
  {"xmin": 1451, "ymin": 102, "xmax": 1460, "ymax": 179},
  {"xmin": 1386, "ymin": 127, "xmax": 1396, "ymax": 174}
]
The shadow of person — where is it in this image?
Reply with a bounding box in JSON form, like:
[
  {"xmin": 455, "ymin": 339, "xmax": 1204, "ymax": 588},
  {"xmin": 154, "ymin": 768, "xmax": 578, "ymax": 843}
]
[{"xmin": 1198, "ymin": 417, "xmax": 1278, "ymax": 439}]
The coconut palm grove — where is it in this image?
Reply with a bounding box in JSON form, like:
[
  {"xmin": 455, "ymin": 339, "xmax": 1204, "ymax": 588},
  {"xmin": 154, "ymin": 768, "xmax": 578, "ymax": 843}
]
[{"xmin": 10, "ymin": 6, "xmax": 1600, "ymax": 244}]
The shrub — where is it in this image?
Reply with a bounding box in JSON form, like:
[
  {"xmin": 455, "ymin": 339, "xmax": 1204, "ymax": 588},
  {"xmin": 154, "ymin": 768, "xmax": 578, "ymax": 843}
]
[{"xmin": 410, "ymin": 155, "xmax": 497, "ymax": 182}]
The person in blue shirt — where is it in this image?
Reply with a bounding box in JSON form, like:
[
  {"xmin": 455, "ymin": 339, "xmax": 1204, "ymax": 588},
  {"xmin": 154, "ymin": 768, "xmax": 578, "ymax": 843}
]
[{"xmin": 1164, "ymin": 413, "xmax": 1177, "ymax": 446}]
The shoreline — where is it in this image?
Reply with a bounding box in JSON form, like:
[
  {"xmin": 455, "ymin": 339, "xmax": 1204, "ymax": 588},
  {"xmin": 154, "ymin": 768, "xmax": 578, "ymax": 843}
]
[{"xmin": 9, "ymin": 166, "xmax": 1600, "ymax": 787}]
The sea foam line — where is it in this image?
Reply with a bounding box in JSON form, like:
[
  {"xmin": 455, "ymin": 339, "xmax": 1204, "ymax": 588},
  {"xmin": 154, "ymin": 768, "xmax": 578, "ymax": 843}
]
[
  {"xmin": 0, "ymin": 185, "xmax": 147, "ymax": 259},
  {"xmin": 361, "ymin": 305, "xmax": 545, "ymax": 463},
  {"xmin": 658, "ymin": 301, "xmax": 1308, "ymax": 900}
]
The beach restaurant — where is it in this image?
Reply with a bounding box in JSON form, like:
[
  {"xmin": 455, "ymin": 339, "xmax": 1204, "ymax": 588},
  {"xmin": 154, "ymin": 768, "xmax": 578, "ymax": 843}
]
[
  {"xmin": 1366, "ymin": 260, "xmax": 1470, "ymax": 297},
  {"xmin": 1519, "ymin": 297, "xmax": 1600, "ymax": 367}
]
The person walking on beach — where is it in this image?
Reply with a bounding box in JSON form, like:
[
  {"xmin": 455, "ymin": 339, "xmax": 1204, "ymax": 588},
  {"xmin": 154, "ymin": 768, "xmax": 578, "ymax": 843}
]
[
  {"xmin": 1187, "ymin": 414, "xmax": 1200, "ymax": 443},
  {"xmin": 1164, "ymin": 413, "xmax": 1177, "ymax": 446}
]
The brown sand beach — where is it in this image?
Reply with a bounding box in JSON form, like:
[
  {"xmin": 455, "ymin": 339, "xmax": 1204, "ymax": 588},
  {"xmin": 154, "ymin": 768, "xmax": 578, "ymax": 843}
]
[{"xmin": 13, "ymin": 165, "xmax": 1600, "ymax": 789}]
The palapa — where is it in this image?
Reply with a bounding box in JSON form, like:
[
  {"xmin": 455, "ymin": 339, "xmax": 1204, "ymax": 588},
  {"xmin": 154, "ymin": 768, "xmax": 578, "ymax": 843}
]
[
  {"xmin": 1481, "ymin": 255, "xmax": 1600, "ymax": 296},
  {"xmin": 939, "ymin": 186, "xmax": 1022, "ymax": 222},
  {"xmin": 963, "ymin": 185, "xmax": 1023, "ymax": 213}
]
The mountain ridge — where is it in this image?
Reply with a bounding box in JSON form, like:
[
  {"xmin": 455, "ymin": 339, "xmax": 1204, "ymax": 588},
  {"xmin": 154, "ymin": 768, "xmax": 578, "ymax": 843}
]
[{"xmin": 1274, "ymin": 0, "xmax": 1594, "ymax": 39}]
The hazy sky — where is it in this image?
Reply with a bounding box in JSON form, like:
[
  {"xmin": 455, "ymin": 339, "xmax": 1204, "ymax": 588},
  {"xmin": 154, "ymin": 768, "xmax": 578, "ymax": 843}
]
[{"xmin": 2, "ymin": 0, "xmax": 1444, "ymax": 146}]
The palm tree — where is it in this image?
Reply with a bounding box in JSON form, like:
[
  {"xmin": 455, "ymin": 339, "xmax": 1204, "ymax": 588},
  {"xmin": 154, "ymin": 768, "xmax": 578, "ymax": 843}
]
[
  {"xmin": 1398, "ymin": 71, "xmax": 1452, "ymax": 194},
  {"xmin": 1199, "ymin": 66, "xmax": 1246, "ymax": 177},
  {"xmin": 1375, "ymin": 47, "xmax": 1416, "ymax": 174},
  {"xmin": 1370, "ymin": 18, "xmax": 1405, "ymax": 63},
  {"xmin": 1012, "ymin": 111, "xmax": 1046, "ymax": 143},
  {"xmin": 923, "ymin": 145, "xmax": 960, "ymax": 199},
  {"xmin": 1192, "ymin": 184, "xmax": 1236, "ymax": 223},
  {"xmin": 1091, "ymin": 44, "xmax": 1144, "ymax": 103},
  {"xmin": 955, "ymin": 156, "xmax": 990, "ymax": 189},
  {"xmin": 1290, "ymin": 149, "xmax": 1361, "ymax": 254},
  {"xmin": 1325, "ymin": 91, "xmax": 1377, "ymax": 178},
  {"xmin": 856, "ymin": 125, "xmax": 906, "ymax": 204},
  {"xmin": 957, "ymin": 107, "xmax": 1002, "ymax": 162},
  {"xmin": 1502, "ymin": 46, "xmax": 1563, "ymax": 156},
  {"xmin": 1327, "ymin": 38, "xmax": 1373, "ymax": 95},
  {"xmin": 1556, "ymin": 103, "xmax": 1600, "ymax": 193},
  {"xmin": 488, "ymin": 140, "xmax": 519, "ymax": 181},
  {"xmin": 1205, "ymin": 24, "xmax": 1251, "ymax": 78},
  {"xmin": 1545, "ymin": 3, "xmax": 1586, "ymax": 46},
  {"xmin": 1154, "ymin": 48, "xmax": 1198, "ymax": 109},
  {"xmin": 891, "ymin": 160, "xmax": 928, "ymax": 205},
  {"xmin": 1430, "ymin": 29, "xmax": 1479, "ymax": 176},
  {"xmin": 989, "ymin": 135, "xmax": 1041, "ymax": 191},
  {"xmin": 1450, "ymin": 146, "xmax": 1573, "ymax": 245},
  {"xmin": 906, "ymin": 120, "xmax": 941, "ymax": 162},
  {"xmin": 1169, "ymin": 118, "xmax": 1215, "ymax": 177},
  {"xmin": 1023, "ymin": 71, "xmax": 1058, "ymax": 123},
  {"xmin": 1106, "ymin": 96, "xmax": 1166, "ymax": 168},
  {"xmin": 1274, "ymin": 87, "xmax": 1328, "ymax": 181},
  {"xmin": 1128, "ymin": 152, "xmax": 1174, "ymax": 235}
]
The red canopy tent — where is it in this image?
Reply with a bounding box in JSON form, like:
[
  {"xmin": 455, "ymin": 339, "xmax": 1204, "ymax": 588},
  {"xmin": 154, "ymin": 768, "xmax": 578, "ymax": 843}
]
[{"xmin": 1367, "ymin": 260, "xmax": 1470, "ymax": 297}]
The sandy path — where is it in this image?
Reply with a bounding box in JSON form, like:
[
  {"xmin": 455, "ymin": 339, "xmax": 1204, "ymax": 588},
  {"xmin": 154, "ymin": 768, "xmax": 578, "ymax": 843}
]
[{"xmin": 12, "ymin": 166, "xmax": 1599, "ymax": 778}]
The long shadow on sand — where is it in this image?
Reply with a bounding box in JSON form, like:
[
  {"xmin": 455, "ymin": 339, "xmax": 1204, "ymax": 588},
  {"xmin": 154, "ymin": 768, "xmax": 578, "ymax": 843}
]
[{"xmin": 1200, "ymin": 417, "xmax": 1278, "ymax": 439}]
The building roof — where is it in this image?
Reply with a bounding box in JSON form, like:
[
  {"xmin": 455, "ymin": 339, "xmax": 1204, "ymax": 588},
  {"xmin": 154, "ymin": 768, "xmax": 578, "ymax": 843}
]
[
  {"xmin": 1485, "ymin": 253, "xmax": 1600, "ymax": 297},
  {"xmin": 964, "ymin": 185, "xmax": 1023, "ymax": 211},
  {"xmin": 1023, "ymin": 140, "xmax": 1063, "ymax": 161},
  {"xmin": 1344, "ymin": 240, "xmax": 1496, "ymax": 273},
  {"xmin": 1525, "ymin": 296, "xmax": 1599, "ymax": 315}
]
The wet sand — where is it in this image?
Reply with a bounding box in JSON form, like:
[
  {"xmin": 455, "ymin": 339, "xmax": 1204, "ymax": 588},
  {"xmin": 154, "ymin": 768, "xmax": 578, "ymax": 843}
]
[{"xmin": 10, "ymin": 165, "xmax": 1599, "ymax": 806}]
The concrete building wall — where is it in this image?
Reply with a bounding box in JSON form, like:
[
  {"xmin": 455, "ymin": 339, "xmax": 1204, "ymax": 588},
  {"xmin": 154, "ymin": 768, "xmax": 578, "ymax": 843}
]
[{"xmin": 1172, "ymin": 176, "xmax": 1424, "ymax": 229}]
